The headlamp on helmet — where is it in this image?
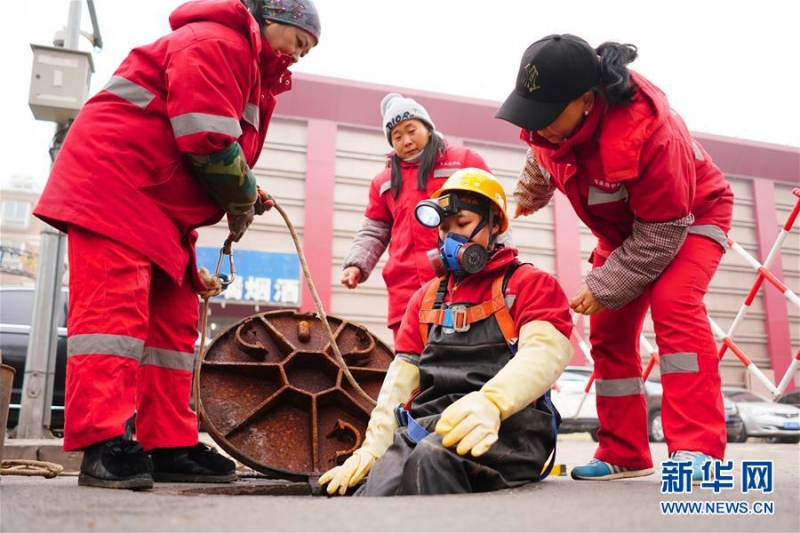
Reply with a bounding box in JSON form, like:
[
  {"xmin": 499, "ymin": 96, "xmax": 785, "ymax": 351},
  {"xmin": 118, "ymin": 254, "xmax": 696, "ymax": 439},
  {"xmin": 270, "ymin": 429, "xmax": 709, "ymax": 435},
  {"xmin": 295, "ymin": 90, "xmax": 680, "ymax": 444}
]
[{"xmin": 414, "ymin": 194, "xmax": 488, "ymax": 229}]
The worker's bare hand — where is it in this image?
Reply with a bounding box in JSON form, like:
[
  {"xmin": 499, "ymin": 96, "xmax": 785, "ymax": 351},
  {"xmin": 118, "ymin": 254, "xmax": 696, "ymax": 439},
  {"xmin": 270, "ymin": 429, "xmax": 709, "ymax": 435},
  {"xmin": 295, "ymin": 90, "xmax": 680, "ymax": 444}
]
[
  {"xmin": 341, "ymin": 267, "xmax": 362, "ymax": 289},
  {"xmin": 570, "ymin": 284, "xmax": 605, "ymax": 315},
  {"xmin": 513, "ymin": 203, "xmax": 535, "ymax": 219}
]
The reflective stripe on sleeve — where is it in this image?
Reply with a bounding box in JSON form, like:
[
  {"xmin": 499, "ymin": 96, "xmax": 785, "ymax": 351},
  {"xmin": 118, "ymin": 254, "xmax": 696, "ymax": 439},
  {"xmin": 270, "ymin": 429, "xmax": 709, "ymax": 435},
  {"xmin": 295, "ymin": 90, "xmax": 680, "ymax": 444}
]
[
  {"xmin": 171, "ymin": 113, "xmax": 242, "ymax": 139},
  {"xmin": 68, "ymin": 334, "xmax": 144, "ymax": 361},
  {"xmin": 103, "ymin": 76, "xmax": 155, "ymax": 109},
  {"xmin": 692, "ymin": 140, "xmax": 705, "ymax": 161},
  {"xmin": 242, "ymin": 103, "xmax": 259, "ymax": 130},
  {"xmin": 596, "ymin": 377, "xmax": 645, "ymax": 397},
  {"xmin": 659, "ymin": 352, "xmax": 699, "ymax": 374},
  {"xmin": 687, "ymin": 224, "xmax": 728, "ymax": 249}
]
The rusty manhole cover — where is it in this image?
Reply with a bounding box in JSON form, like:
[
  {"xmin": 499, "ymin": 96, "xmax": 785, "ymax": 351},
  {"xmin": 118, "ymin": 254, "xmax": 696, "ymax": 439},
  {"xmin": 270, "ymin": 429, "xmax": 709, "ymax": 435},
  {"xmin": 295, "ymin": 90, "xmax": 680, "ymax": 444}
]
[{"xmin": 197, "ymin": 310, "xmax": 393, "ymax": 482}]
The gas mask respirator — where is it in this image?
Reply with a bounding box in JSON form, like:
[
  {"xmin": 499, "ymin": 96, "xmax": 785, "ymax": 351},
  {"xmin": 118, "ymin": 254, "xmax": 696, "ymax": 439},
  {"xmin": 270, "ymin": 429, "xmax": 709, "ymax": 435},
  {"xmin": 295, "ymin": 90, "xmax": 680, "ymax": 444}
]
[
  {"xmin": 415, "ymin": 194, "xmax": 493, "ymax": 277},
  {"xmin": 427, "ymin": 232, "xmax": 488, "ymax": 277}
]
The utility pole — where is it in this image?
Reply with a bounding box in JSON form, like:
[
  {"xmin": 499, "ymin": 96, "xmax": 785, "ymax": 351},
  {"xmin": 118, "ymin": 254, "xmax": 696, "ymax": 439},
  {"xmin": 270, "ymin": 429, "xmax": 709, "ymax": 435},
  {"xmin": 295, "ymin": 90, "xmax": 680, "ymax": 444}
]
[{"xmin": 18, "ymin": 0, "xmax": 100, "ymax": 438}]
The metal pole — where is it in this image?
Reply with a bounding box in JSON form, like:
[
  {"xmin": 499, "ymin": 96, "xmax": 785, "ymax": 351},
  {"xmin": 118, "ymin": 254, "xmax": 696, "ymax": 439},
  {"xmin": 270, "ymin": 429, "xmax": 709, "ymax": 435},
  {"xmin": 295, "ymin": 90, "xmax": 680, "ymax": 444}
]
[{"xmin": 16, "ymin": 0, "xmax": 82, "ymax": 439}]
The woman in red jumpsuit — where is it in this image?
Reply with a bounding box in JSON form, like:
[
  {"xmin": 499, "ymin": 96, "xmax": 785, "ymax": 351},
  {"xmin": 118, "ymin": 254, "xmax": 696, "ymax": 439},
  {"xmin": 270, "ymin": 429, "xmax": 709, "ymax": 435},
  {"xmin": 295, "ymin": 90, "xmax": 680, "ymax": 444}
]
[
  {"xmin": 496, "ymin": 34, "xmax": 734, "ymax": 482},
  {"xmin": 321, "ymin": 168, "xmax": 574, "ymax": 496},
  {"xmin": 341, "ymin": 93, "xmax": 500, "ymax": 343},
  {"xmin": 33, "ymin": 0, "xmax": 320, "ymax": 490}
]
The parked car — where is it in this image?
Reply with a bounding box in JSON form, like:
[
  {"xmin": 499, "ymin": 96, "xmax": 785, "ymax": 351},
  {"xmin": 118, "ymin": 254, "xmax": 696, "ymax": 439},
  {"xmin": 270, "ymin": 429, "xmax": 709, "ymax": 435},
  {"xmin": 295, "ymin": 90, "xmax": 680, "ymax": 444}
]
[
  {"xmin": 552, "ymin": 367, "xmax": 745, "ymax": 444},
  {"xmin": 643, "ymin": 378, "xmax": 745, "ymax": 444},
  {"xmin": 723, "ymin": 396, "xmax": 747, "ymax": 443},
  {"xmin": 0, "ymin": 286, "xmax": 68, "ymax": 431},
  {"xmin": 775, "ymin": 390, "xmax": 800, "ymax": 409},
  {"xmin": 643, "ymin": 378, "xmax": 663, "ymax": 442},
  {"xmin": 722, "ymin": 386, "xmax": 800, "ymax": 443},
  {"xmin": 550, "ymin": 366, "xmax": 599, "ymax": 440},
  {"xmin": 554, "ymin": 365, "xmax": 668, "ymax": 442}
]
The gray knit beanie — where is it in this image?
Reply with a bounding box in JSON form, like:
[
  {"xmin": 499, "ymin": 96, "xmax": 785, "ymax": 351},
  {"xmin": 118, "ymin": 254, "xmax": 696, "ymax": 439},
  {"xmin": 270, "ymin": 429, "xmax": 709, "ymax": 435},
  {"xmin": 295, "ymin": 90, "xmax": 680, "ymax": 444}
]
[
  {"xmin": 262, "ymin": 0, "xmax": 321, "ymax": 44},
  {"xmin": 380, "ymin": 93, "xmax": 436, "ymax": 145}
]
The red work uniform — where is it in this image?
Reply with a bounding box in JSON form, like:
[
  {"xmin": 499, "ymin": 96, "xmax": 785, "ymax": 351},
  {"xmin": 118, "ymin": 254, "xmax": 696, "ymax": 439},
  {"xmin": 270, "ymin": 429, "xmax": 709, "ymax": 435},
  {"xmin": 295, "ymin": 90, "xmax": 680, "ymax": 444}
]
[
  {"xmin": 33, "ymin": 0, "xmax": 291, "ymax": 451},
  {"xmin": 357, "ymin": 246, "xmax": 572, "ymax": 495},
  {"xmin": 350, "ymin": 140, "xmax": 491, "ymax": 334},
  {"xmin": 523, "ymin": 72, "xmax": 734, "ymax": 467}
]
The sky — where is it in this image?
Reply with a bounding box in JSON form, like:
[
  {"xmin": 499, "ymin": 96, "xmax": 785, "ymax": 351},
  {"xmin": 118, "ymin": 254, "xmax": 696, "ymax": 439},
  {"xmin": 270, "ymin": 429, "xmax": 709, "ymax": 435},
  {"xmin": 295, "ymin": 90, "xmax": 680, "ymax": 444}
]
[{"xmin": 2, "ymin": 0, "xmax": 799, "ymax": 188}]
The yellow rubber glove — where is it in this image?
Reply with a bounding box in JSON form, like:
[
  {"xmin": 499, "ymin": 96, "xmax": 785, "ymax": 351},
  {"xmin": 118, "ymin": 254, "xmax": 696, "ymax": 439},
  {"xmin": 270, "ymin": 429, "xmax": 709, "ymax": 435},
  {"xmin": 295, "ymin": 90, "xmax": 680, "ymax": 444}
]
[
  {"xmin": 435, "ymin": 320, "xmax": 573, "ymax": 457},
  {"xmin": 317, "ymin": 448, "xmax": 376, "ymax": 496},
  {"xmin": 435, "ymin": 391, "xmax": 501, "ymax": 457},
  {"xmin": 318, "ymin": 356, "xmax": 420, "ymax": 495}
]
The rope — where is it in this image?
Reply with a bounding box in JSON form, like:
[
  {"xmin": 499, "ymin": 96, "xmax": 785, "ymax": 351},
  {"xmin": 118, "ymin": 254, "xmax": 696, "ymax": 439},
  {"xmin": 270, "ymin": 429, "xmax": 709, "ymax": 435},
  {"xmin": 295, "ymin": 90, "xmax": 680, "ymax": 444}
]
[
  {"xmin": 194, "ymin": 295, "xmax": 212, "ymax": 427},
  {"xmin": 273, "ymin": 202, "xmax": 376, "ymax": 407},
  {"xmin": 1, "ymin": 459, "xmax": 64, "ymax": 478},
  {"xmin": 194, "ymin": 265, "xmax": 225, "ymax": 426}
]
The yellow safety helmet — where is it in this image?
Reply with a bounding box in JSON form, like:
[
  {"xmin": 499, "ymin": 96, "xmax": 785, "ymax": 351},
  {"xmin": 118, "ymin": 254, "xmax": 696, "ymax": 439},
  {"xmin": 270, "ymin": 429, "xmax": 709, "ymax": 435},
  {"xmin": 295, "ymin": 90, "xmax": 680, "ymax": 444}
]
[{"xmin": 430, "ymin": 168, "xmax": 508, "ymax": 232}]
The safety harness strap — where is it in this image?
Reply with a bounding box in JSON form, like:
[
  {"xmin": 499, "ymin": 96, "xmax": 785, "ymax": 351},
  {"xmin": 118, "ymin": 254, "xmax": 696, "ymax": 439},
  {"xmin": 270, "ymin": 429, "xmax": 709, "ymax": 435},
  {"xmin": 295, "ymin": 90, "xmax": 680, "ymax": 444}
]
[
  {"xmin": 418, "ymin": 264, "xmax": 520, "ymax": 349},
  {"xmin": 394, "ymin": 405, "xmax": 430, "ymax": 444},
  {"xmin": 418, "ymin": 293, "xmax": 506, "ymax": 331},
  {"xmin": 408, "ymin": 261, "xmax": 560, "ymax": 476},
  {"xmin": 418, "ymin": 276, "xmax": 447, "ymax": 343}
]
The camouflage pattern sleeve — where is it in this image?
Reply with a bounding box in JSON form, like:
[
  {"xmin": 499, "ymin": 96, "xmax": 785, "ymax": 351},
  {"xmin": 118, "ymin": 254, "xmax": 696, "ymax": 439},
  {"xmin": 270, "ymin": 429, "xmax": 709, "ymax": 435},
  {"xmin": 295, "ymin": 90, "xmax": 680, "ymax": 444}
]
[{"xmin": 187, "ymin": 141, "xmax": 258, "ymax": 215}]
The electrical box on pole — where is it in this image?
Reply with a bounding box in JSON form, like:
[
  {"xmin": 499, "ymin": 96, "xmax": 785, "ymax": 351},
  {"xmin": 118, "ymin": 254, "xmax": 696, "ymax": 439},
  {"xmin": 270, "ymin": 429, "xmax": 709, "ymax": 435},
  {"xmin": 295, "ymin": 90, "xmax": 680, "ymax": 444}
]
[{"xmin": 29, "ymin": 44, "xmax": 94, "ymax": 123}]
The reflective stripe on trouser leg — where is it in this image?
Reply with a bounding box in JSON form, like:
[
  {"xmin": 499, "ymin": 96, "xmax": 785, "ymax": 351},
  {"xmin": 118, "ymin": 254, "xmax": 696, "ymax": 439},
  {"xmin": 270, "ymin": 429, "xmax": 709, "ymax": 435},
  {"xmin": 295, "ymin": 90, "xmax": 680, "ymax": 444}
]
[
  {"xmin": 64, "ymin": 226, "xmax": 150, "ymax": 451},
  {"xmin": 136, "ymin": 263, "xmax": 200, "ymax": 451},
  {"xmin": 651, "ymin": 234, "xmax": 726, "ymax": 459},
  {"xmin": 589, "ymin": 252, "xmax": 653, "ymax": 470}
]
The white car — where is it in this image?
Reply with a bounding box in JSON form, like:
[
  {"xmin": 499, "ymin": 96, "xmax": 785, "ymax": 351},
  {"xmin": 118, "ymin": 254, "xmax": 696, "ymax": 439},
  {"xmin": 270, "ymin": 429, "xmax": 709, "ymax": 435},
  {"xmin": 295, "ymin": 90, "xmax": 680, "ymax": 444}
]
[
  {"xmin": 550, "ymin": 366, "xmax": 599, "ymax": 440},
  {"xmin": 722, "ymin": 387, "xmax": 800, "ymax": 443}
]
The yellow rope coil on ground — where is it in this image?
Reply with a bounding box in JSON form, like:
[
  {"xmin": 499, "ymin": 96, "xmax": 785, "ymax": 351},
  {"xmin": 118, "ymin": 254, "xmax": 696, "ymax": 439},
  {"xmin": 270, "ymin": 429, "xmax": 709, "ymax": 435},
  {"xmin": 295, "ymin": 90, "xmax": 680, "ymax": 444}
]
[{"xmin": 1, "ymin": 459, "xmax": 64, "ymax": 478}]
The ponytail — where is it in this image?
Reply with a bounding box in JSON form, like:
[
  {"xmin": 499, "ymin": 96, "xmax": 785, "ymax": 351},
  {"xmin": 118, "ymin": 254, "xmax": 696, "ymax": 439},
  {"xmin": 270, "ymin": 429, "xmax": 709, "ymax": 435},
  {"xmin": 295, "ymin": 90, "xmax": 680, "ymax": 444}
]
[{"xmin": 596, "ymin": 42, "xmax": 639, "ymax": 105}]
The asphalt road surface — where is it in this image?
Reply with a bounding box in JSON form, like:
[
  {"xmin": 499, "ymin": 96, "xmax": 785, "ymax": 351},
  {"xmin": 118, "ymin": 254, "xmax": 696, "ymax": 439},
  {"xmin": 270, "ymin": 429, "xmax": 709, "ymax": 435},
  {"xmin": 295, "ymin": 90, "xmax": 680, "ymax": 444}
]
[{"xmin": 2, "ymin": 437, "xmax": 798, "ymax": 533}]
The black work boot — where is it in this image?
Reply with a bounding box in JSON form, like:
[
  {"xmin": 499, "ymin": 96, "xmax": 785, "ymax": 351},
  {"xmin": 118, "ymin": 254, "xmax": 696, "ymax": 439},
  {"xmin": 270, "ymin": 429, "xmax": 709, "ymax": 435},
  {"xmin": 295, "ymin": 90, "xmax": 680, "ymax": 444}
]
[
  {"xmin": 78, "ymin": 437, "xmax": 154, "ymax": 490},
  {"xmin": 150, "ymin": 443, "xmax": 237, "ymax": 483}
]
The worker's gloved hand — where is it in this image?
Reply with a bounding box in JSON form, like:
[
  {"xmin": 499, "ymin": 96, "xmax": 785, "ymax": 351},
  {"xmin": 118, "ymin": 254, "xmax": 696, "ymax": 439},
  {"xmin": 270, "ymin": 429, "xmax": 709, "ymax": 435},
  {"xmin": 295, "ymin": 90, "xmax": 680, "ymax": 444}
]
[
  {"xmin": 227, "ymin": 206, "xmax": 255, "ymax": 243},
  {"xmin": 318, "ymin": 358, "xmax": 420, "ymax": 496},
  {"xmin": 253, "ymin": 186, "xmax": 275, "ymax": 215},
  {"xmin": 435, "ymin": 391, "xmax": 501, "ymax": 457},
  {"xmin": 318, "ymin": 448, "xmax": 376, "ymax": 496}
]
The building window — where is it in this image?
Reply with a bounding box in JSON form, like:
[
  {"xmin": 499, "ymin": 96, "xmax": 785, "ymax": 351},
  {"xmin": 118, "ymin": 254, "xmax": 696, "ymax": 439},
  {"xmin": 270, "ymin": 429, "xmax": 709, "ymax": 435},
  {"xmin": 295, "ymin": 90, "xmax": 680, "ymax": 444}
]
[{"xmin": 1, "ymin": 199, "xmax": 31, "ymax": 228}]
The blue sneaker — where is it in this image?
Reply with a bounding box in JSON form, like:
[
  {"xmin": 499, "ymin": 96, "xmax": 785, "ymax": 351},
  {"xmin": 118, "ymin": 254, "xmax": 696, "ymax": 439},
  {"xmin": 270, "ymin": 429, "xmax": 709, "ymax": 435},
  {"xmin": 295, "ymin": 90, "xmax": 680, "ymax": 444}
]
[
  {"xmin": 570, "ymin": 459, "xmax": 655, "ymax": 480},
  {"xmin": 671, "ymin": 450, "xmax": 712, "ymax": 485}
]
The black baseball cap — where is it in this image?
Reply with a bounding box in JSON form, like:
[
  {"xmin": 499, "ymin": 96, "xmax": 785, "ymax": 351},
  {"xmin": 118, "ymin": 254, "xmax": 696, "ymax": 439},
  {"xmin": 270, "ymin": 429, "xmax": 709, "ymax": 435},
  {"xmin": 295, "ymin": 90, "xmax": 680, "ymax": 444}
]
[{"xmin": 496, "ymin": 34, "xmax": 599, "ymax": 131}]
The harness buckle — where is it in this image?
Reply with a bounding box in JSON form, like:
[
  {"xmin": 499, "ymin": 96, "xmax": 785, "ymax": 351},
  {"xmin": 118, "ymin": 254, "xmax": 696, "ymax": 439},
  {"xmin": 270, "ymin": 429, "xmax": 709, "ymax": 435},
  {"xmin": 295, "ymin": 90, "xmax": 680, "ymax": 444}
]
[{"xmin": 449, "ymin": 305, "xmax": 470, "ymax": 332}]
